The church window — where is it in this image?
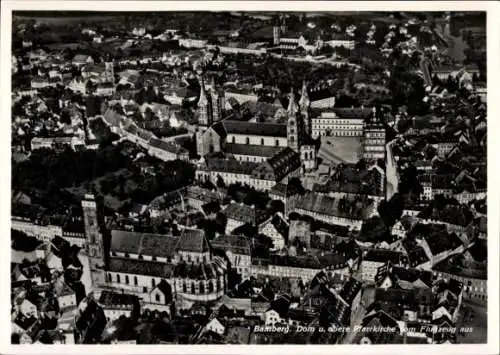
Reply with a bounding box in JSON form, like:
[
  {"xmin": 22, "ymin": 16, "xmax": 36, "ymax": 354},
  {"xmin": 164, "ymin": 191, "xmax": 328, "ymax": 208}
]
[
  {"xmin": 152, "ymin": 279, "xmax": 156, "ymax": 288},
  {"xmin": 125, "ymin": 275, "xmax": 129, "ymax": 284}
]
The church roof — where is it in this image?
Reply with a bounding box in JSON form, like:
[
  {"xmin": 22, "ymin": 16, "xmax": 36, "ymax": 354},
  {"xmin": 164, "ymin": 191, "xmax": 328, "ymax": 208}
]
[
  {"xmin": 225, "ymin": 143, "xmax": 283, "ymax": 158},
  {"xmin": 108, "ymin": 257, "xmax": 175, "ymax": 278},
  {"xmin": 176, "ymin": 228, "xmax": 210, "ymax": 253},
  {"xmin": 223, "ymin": 120, "xmax": 287, "ymax": 137},
  {"xmin": 110, "ymin": 230, "xmax": 179, "ymax": 258}
]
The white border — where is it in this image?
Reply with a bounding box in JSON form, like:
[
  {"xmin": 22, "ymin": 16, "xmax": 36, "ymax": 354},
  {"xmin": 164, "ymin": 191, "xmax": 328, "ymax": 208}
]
[{"xmin": 1, "ymin": 1, "xmax": 498, "ymax": 355}]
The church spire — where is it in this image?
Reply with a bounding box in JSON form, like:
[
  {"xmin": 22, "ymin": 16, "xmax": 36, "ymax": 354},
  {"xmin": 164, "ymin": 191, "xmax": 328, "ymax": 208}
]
[
  {"xmin": 197, "ymin": 75, "xmax": 212, "ymax": 127},
  {"xmin": 198, "ymin": 76, "xmax": 209, "ymax": 108},
  {"xmin": 299, "ymin": 80, "xmax": 310, "ymax": 109},
  {"xmin": 287, "ymin": 87, "xmax": 298, "ymax": 117}
]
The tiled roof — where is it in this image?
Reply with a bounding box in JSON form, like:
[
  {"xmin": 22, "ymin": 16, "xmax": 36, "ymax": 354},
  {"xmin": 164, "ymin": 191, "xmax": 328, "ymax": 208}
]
[
  {"xmin": 200, "ymin": 157, "xmax": 257, "ymax": 175},
  {"xmin": 223, "ymin": 203, "xmax": 268, "ymax": 225},
  {"xmin": 211, "ymin": 234, "xmax": 251, "ymax": 255},
  {"xmin": 98, "ymin": 290, "xmax": 138, "ymax": 307},
  {"xmin": 364, "ymin": 249, "xmax": 405, "ymax": 264},
  {"xmin": 225, "ymin": 143, "xmax": 283, "ymax": 158},
  {"xmin": 108, "ymin": 257, "xmax": 174, "ymax": 278},
  {"xmin": 223, "ymin": 120, "xmax": 287, "ymax": 137},
  {"xmin": 295, "ymin": 192, "xmax": 374, "ymax": 220},
  {"xmin": 176, "ymin": 228, "xmax": 210, "ymax": 253},
  {"xmin": 110, "ymin": 230, "xmax": 179, "ymax": 258}
]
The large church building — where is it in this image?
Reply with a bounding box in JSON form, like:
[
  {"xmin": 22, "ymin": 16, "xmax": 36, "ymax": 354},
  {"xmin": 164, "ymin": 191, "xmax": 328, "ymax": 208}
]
[{"xmin": 82, "ymin": 194, "xmax": 228, "ymax": 310}]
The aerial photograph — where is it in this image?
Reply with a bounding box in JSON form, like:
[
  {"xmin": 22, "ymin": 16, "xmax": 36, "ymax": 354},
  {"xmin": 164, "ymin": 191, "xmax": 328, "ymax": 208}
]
[{"xmin": 10, "ymin": 10, "xmax": 487, "ymax": 345}]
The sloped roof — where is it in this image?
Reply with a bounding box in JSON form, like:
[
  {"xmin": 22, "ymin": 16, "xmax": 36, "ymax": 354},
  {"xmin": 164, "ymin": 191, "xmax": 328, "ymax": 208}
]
[
  {"xmin": 176, "ymin": 228, "xmax": 210, "ymax": 253},
  {"xmin": 110, "ymin": 230, "xmax": 179, "ymax": 258},
  {"xmin": 223, "ymin": 120, "xmax": 287, "ymax": 137},
  {"xmin": 108, "ymin": 257, "xmax": 174, "ymax": 278}
]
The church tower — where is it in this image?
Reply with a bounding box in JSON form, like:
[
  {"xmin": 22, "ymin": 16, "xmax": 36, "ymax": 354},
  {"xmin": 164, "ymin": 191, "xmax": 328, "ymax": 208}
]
[
  {"xmin": 210, "ymin": 77, "xmax": 224, "ymax": 122},
  {"xmin": 82, "ymin": 194, "xmax": 106, "ymax": 289},
  {"xmin": 273, "ymin": 16, "xmax": 281, "ymax": 46},
  {"xmin": 197, "ymin": 76, "xmax": 212, "ymax": 129},
  {"xmin": 298, "ymin": 80, "xmax": 311, "ymax": 136},
  {"xmin": 287, "ymin": 89, "xmax": 300, "ymax": 152}
]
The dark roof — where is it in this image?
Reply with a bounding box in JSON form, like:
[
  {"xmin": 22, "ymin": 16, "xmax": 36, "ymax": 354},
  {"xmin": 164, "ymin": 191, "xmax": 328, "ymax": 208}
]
[
  {"xmin": 201, "ymin": 158, "xmax": 258, "ymax": 175},
  {"xmin": 13, "ymin": 313, "xmax": 37, "ymax": 331},
  {"xmin": 110, "ymin": 230, "xmax": 179, "ymax": 258},
  {"xmin": 223, "ymin": 203, "xmax": 268, "ymax": 225},
  {"xmin": 108, "ymin": 257, "xmax": 174, "ymax": 278},
  {"xmin": 295, "ymin": 192, "xmax": 374, "ymax": 220},
  {"xmin": 225, "ymin": 143, "xmax": 283, "ymax": 158},
  {"xmin": 339, "ymin": 278, "xmax": 362, "ymax": 306},
  {"xmin": 98, "ymin": 291, "xmax": 138, "ymax": 308},
  {"xmin": 223, "ymin": 120, "xmax": 287, "ymax": 137},
  {"xmin": 269, "ymin": 214, "xmax": 289, "ymax": 239},
  {"xmin": 424, "ymin": 230, "xmax": 463, "ymax": 256},
  {"xmin": 211, "ymin": 234, "xmax": 251, "ymax": 255},
  {"xmin": 363, "ymin": 249, "xmax": 405, "ymax": 264},
  {"xmin": 176, "ymin": 228, "xmax": 210, "ymax": 253},
  {"xmin": 268, "ymin": 294, "xmax": 291, "ymax": 318}
]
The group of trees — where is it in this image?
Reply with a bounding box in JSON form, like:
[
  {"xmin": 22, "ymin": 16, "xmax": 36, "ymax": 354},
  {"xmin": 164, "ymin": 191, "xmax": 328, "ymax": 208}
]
[{"xmin": 12, "ymin": 143, "xmax": 132, "ymax": 194}]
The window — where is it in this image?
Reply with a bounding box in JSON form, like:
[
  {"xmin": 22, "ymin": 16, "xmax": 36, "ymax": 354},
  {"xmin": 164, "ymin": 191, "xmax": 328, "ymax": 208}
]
[
  {"xmin": 200, "ymin": 283, "xmax": 205, "ymax": 294},
  {"xmin": 152, "ymin": 279, "xmax": 156, "ymax": 288},
  {"xmin": 261, "ymin": 138, "xmax": 264, "ymax": 145},
  {"xmin": 208, "ymin": 281, "xmax": 214, "ymax": 293},
  {"xmin": 232, "ymin": 136, "xmax": 235, "ymax": 143},
  {"xmin": 125, "ymin": 275, "xmax": 129, "ymax": 284},
  {"xmin": 183, "ymin": 283, "xmax": 187, "ymax": 293},
  {"xmin": 290, "ymin": 136, "xmax": 295, "ymax": 142},
  {"xmin": 138, "ymin": 255, "xmax": 143, "ymax": 260},
  {"xmin": 143, "ymin": 287, "xmax": 147, "ymax": 293},
  {"xmin": 134, "ymin": 276, "xmax": 138, "ymax": 286},
  {"xmin": 152, "ymin": 256, "xmax": 157, "ymax": 261},
  {"xmin": 191, "ymin": 282, "xmax": 196, "ymax": 294},
  {"xmin": 245, "ymin": 137, "xmax": 250, "ymax": 144},
  {"xmin": 125, "ymin": 253, "xmax": 129, "ymax": 258},
  {"xmin": 155, "ymin": 293, "xmax": 160, "ymax": 302},
  {"xmin": 275, "ymin": 140, "xmax": 279, "ymax": 147},
  {"xmin": 116, "ymin": 274, "xmax": 121, "ymax": 283},
  {"xmin": 107, "ymin": 273, "xmax": 112, "ymax": 282}
]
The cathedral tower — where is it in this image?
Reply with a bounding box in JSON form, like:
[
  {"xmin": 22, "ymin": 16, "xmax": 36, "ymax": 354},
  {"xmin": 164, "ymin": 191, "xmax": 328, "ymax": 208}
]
[
  {"xmin": 287, "ymin": 89, "xmax": 300, "ymax": 152},
  {"xmin": 210, "ymin": 77, "xmax": 224, "ymax": 122},
  {"xmin": 82, "ymin": 194, "xmax": 106, "ymax": 288},
  {"xmin": 197, "ymin": 76, "xmax": 212, "ymax": 128},
  {"xmin": 298, "ymin": 80, "xmax": 311, "ymax": 136}
]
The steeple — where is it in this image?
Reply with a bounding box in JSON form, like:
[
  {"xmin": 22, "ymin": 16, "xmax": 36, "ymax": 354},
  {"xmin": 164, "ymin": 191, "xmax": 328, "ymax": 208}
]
[
  {"xmin": 299, "ymin": 81, "xmax": 310, "ymax": 110},
  {"xmin": 287, "ymin": 88, "xmax": 299, "ymax": 117},
  {"xmin": 210, "ymin": 76, "xmax": 223, "ymax": 122},
  {"xmin": 198, "ymin": 75, "xmax": 212, "ymax": 127}
]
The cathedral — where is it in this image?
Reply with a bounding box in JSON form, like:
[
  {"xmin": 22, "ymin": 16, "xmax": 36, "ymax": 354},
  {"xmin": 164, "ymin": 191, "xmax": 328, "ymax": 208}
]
[
  {"xmin": 195, "ymin": 78, "xmax": 316, "ymax": 174},
  {"xmin": 82, "ymin": 194, "xmax": 228, "ymax": 308}
]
